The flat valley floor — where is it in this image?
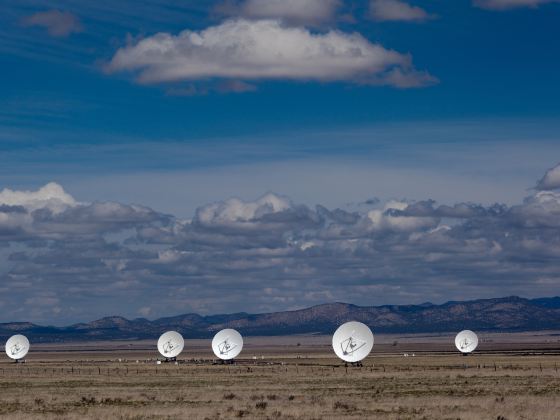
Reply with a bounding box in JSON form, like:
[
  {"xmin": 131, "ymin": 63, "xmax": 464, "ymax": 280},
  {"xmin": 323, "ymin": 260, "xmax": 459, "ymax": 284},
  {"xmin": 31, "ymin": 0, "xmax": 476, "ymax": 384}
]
[{"xmin": 1, "ymin": 331, "xmax": 560, "ymax": 419}]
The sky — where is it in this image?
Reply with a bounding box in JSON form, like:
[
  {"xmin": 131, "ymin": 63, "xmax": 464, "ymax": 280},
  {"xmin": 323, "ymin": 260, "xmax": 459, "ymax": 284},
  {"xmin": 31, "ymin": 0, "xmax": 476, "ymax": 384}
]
[{"xmin": 1, "ymin": 0, "xmax": 560, "ymax": 324}]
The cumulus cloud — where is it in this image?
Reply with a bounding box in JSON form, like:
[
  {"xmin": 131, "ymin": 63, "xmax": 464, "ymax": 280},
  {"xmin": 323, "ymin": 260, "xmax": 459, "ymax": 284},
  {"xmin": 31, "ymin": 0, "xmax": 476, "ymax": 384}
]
[
  {"xmin": 474, "ymin": 0, "xmax": 559, "ymax": 10},
  {"xmin": 367, "ymin": 200, "xmax": 439, "ymax": 232},
  {"xmin": 3, "ymin": 164, "xmax": 560, "ymax": 323},
  {"xmin": 21, "ymin": 10, "xmax": 82, "ymax": 37},
  {"xmin": 370, "ymin": 0, "xmax": 435, "ymax": 22},
  {"xmin": 217, "ymin": 0, "xmax": 341, "ymax": 25},
  {"xmin": 536, "ymin": 162, "xmax": 560, "ymax": 190},
  {"xmin": 195, "ymin": 193, "xmax": 291, "ymax": 226},
  {"xmin": 508, "ymin": 191, "xmax": 560, "ymax": 227},
  {"xmin": 0, "ymin": 183, "xmax": 168, "ymax": 240},
  {"xmin": 106, "ymin": 19, "xmax": 436, "ymax": 88},
  {"xmin": 0, "ymin": 182, "xmax": 75, "ymax": 213}
]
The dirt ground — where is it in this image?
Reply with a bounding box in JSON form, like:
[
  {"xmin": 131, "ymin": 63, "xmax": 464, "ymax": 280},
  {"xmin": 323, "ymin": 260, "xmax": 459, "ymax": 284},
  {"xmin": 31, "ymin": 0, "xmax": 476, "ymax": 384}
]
[{"xmin": 1, "ymin": 331, "xmax": 559, "ymax": 419}]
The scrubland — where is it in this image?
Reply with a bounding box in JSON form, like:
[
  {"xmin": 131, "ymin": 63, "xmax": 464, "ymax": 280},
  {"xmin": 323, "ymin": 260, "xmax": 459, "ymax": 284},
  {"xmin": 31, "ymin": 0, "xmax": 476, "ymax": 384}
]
[{"xmin": 0, "ymin": 336, "xmax": 559, "ymax": 419}]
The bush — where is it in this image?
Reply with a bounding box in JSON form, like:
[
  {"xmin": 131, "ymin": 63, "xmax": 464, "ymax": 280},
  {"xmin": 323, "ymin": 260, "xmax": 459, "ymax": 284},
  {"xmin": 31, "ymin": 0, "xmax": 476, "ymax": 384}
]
[{"xmin": 256, "ymin": 401, "xmax": 268, "ymax": 410}]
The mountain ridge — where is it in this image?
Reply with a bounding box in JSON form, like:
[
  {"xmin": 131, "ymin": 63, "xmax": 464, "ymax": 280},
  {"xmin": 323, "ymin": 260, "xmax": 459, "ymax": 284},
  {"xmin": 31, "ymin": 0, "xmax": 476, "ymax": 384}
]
[{"xmin": 2, "ymin": 296, "xmax": 560, "ymax": 343}]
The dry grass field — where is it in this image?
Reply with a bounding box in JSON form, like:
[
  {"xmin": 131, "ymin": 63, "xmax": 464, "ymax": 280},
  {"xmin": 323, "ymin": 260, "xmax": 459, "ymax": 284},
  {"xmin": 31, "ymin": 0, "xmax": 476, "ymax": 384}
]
[{"xmin": 1, "ymin": 332, "xmax": 560, "ymax": 419}]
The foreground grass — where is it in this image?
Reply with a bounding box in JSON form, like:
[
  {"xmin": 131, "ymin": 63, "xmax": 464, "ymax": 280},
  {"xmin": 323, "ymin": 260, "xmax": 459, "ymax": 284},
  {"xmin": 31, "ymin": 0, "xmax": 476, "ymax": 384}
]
[{"xmin": 0, "ymin": 353, "xmax": 559, "ymax": 419}]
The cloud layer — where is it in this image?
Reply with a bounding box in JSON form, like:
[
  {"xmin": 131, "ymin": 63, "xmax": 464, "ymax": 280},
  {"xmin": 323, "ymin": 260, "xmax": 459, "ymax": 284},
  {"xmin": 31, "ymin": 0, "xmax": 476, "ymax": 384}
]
[
  {"xmin": 107, "ymin": 19, "xmax": 435, "ymax": 88},
  {"xmin": 2, "ymin": 164, "xmax": 560, "ymax": 323},
  {"xmin": 536, "ymin": 163, "xmax": 560, "ymax": 190}
]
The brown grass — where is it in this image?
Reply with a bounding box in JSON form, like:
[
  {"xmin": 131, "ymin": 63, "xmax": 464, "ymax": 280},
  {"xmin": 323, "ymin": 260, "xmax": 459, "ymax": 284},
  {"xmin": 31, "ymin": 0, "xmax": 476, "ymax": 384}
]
[{"xmin": 0, "ymin": 338, "xmax": 559, "ymax": 419}]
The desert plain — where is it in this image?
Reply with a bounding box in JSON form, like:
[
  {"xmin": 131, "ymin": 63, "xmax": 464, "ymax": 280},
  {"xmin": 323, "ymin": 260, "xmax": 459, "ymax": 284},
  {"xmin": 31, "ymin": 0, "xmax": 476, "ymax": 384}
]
[{"xmin": 1, "ymin": 331, "xmax": 559, "ymax": 419}]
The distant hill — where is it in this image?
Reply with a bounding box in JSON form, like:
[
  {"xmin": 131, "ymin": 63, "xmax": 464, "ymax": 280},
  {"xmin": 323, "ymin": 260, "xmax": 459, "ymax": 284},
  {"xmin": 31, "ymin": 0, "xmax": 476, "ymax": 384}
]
[{"xmin": 1, "ymin": 296, "xmax": 560, "ymax": 343}]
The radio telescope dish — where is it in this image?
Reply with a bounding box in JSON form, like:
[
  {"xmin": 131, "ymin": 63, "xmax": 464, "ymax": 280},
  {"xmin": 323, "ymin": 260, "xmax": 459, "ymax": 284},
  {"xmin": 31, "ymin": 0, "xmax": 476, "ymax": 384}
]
[
  {"xmin": 157, "ymin": 331, "xmax": 184, "ymax": 359},
  {"xmin": 332, "ymin": 321, "xmax": 374, "ymax": 363},
  {"xmin": 455, "ymin": 330, "xmax": 478, "ymax": 354},
  {"xmin": 212, "ymin": 329, "xmax": 243, "ymax": 360},
  {"xmin": 5, "ymin": 334, "xmax": 30, "ymax": 361}
]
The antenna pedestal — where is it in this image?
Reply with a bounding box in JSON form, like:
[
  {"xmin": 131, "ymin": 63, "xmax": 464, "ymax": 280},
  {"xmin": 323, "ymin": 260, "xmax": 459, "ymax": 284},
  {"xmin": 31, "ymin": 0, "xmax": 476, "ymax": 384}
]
[
  {"xmin": 344, "ymin": 361, "xmax": 363, "ymax": 368},
  {"xmin": 214, "ymin": 359, "xmax": 236, "ymax": 365}
]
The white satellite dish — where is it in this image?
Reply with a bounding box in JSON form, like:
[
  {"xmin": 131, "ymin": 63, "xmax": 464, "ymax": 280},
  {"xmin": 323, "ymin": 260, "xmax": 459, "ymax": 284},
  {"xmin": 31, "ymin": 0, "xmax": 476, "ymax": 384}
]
[
  {"xmin": 332, "ymin": 321, "xmax": 374, "ymax": 363},
  {"xmin": 212, "ymin": 329, "xmax": 243, "ymax": 360},
  {"xmin": 5, "ymin": 334, "xmax": 30, "ymax": 361},
  {"xmin": 455, "ymin": 330, "xmax": 478, "ymax": 354},
  {"xmin": 157, "ymin": 331, "xmax": 184, "ymax": 360}
]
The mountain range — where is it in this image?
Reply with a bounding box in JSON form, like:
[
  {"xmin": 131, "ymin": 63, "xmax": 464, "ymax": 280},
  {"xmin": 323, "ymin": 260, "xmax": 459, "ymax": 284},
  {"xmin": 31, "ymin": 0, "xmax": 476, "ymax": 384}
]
[{"xmin": 2, "ymin": 296, "xmax": 560, "ymax": 343}]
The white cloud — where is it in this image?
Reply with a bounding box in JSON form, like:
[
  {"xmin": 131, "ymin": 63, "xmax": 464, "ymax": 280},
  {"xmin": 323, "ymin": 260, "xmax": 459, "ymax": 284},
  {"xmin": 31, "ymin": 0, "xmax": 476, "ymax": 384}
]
[
  {"xmin": 218, "ymin": 0, "xmax": 341, "ymax": 25},
  {"xmin": 138, "ymin": 306, "xmax": 152, "ymax": 317},
  {"xmin": 474, "ymin": 0, "xmax": 559, "ymax": 10},
  {"xmin": 0, "ymin": 182, "xmax": 76, "ymax": 213},
  {"xmin": 195, "ymin": 193, "xmax": 291, "ymax": 227},
  {"xmin": 536, "ymin": 162, "xmax": 560, "ymax": 190},
  {"xmin": 107, "ymin": 19, "xmax": 436, "ymax": 88},
  {"xmin": 0, "ymin": 183, "xmax": 166, "ymax": 239},
  {"xmin": 21, "ymin": 10, "xmax": 82, "ymax": 37},
  {"xmin": 510, "ymin": 191, "xmax": 560, "ymax": 227},
  {"xmin": 367, "ymin": 200, "xmax": 439, "ymax": 232},
  {"xmin": 370, "ymin": 0, "xmax": 434, "ymax": 22}
]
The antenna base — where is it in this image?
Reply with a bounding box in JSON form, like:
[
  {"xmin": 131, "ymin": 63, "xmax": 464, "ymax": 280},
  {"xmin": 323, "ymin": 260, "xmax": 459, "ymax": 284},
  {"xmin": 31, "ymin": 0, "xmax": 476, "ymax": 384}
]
[
  {"xmin": 214, "ymin": 359, "xmax": 236, "ymax": 365},
  {"xmin": 344, "ymin": 361, "xmax": 363, "ymax": 368}
]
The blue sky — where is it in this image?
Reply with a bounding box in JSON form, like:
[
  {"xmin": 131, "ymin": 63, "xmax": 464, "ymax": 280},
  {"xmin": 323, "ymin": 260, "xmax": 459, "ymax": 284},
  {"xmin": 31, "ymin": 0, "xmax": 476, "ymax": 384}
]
[
  {"xmin": 1, "ymin": 0, "xmax": 560, "ymax": 324},
  {"xmin": 2, "ymin": 0, "xmax": 560, "ymax": 203}
]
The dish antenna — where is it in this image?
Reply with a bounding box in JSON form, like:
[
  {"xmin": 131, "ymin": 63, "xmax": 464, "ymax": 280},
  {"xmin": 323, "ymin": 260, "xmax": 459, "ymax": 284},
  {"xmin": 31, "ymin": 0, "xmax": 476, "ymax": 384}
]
[
  {"xmin": 5, "ymin": 334, "xmax": 30, "ymax": 362},
  {"xmin": 455, "ymin": 330, "xmax": 478, "ymax": 354},
  {"xmin": 157, "ymin": 331, "xmax": 184, "ymax": 361},
  {"xmin": 212, "ymin": 329, "xmax": 243, "ymax": 362},
  {"xmin": 332, "ymin": 321, "xmax": 374, "ymax": 365}
]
